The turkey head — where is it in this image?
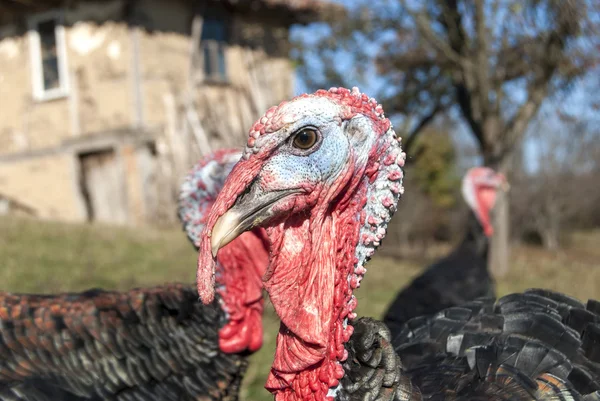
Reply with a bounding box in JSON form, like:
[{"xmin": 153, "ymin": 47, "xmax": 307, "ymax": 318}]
[
  {"xmin": 461, "ymin": 166, "xmax": 509, "ymax": 237},
  {"xmin": 178, "ymin": 148, "xmax": 269, "ymax": 353}
]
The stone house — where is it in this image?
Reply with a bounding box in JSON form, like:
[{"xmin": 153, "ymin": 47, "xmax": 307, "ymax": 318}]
[{"xmin": 0, "ymin": 0, "xmax": 332, "ymax": 225}]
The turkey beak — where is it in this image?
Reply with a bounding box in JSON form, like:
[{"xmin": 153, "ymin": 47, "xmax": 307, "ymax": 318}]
[
  {"xmin": 210, "ymin": 187, "xmax": 296, "ymax": 258},
  {"xmin": 211, "ymin": 208, "xmax": 246, "ymax": 258}
]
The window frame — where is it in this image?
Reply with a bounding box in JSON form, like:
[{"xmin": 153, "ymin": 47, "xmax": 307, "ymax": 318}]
[
  {"xmin": 201, "ymin": 39, "xmax": 227, "ymax": 83},
  {"xmin": 199, "ymin": 12, "xmax": 230, "ymax": 83},
  {"xmin": 28, "ymin": 10, "xmax": 70, "ymax": 102}
]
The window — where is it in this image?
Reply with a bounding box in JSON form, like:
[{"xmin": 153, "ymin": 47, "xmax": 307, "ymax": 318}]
[
  {"xmin": 28, "ymin": 11, "xmax": 69, "ymax": 101},
  {"xmin": 201, "ymin": 15, "xmax": 228, "ymax": 82}
]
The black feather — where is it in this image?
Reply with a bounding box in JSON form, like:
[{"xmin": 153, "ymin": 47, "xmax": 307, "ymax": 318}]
[
  {"xmin": 502, "ymin": 311, "xmax": 582, "ymax": 359},
  {"xmin": 525, "ymin": 289, "xmax": 586, "ymax": 310},
  {"xmin": 374, "ymin": 290, "xmax": 600, "ymax": 400},
  {"xmin": 587, "ymin": 301, "xmax": 600, "ymax": 316},
  {"xmin": 568, "ymin": 365, "xmax": 600, "ymax": 394},
  {"xmin": 566, "ymin": 309, "xmax": 600, "ymax": 336},
  {"xmin": 0, "ymin": 285, "xmax": 248, "ymax": 401},
  {"xmin": 582, "ymin": 324, "xmax": 600, "ymax": 364}
]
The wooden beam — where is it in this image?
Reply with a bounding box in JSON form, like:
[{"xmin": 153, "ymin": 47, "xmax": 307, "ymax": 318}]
[
  {"xmin": 68, "ymin": 69, "xmax": 81, "ymax": 137},
  {"xmin": 129, "ymin": 25, "xmax": 144, "ymax": 128}
]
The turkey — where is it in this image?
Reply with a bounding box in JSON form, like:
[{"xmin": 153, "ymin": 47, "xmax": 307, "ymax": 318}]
[
  {"xmin": 198, "ymin": 87, "xmax": 600, "ymax": 401},
  {"xmin": 383, "ymin": 166, "xmax": 508, "ymax": 336},
  {"xmin": 0, "ymin": 148, "xmax": 398, "ymax": 401},
  {"xmin": 0, "ymin": 149, "xmax": 269, "ymax": 401}
]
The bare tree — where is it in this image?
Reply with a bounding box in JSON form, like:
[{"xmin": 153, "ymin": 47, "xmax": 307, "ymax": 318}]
[
  {"xmin": 295, "ymin": 0, "xmax": 599, "ymax": 275},
  {"xmin": 297, "ymin": 0, "xmax": 598, "ymax": 163},
  {"xmin": 511, "ymin": 115, "xmax": 600, "ymax": 249}
]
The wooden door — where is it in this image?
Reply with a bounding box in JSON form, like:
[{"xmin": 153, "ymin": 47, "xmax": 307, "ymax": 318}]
[{"xmin": 78, "ymin": 149, "xmax": 128, "ymax": 224}]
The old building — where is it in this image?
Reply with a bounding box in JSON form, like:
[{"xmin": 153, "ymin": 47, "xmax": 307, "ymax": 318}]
[{"xmin": 0, "ymin": 0, "xmax": 333, "ymax": 225}]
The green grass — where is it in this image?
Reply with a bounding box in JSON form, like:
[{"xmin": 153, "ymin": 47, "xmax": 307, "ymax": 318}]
[
  {"xmin": 1, "ymin": 216, "xmax": 599, "ymax": 401},
  {"xmin": 0, "ymin": 216, "xmax": 197, "ymax": 292}
]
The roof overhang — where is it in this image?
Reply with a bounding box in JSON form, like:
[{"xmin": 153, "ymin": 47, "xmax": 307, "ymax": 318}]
[{"xmin": 0, "ymin": 0, "xmax": 344, "ymax": 26}]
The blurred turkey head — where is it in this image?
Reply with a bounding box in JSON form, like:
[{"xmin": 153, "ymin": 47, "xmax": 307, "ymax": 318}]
[
  {"xmin": 461, "ymin": 166, "xmax": 509, "ymax": 237},
  {"xmin": 178, "ymin": 148, "xmax": 269, "ymax": 354}
]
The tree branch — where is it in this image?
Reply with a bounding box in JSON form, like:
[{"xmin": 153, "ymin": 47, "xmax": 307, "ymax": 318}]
[
  {"xmin": 438, "ymin": 0, "xmax": 485, "ymax": 148},
  {"xmin": 474, "ymin": 0, "xmax": 492, "ymax": 118},
  {"xmin": 439, "ymin": 0, "xmax": 469, "ymax": 56},
  {"xmin": 455, "ymin": 83, "xmax": 485, "ymax": 147},
  {"xmin": 500, "ymin": 32, "xmax": 566, "ymax": 160},
  {"xmin": 399, "ymin": 0, "xmax": 469, "ymax": 69}
]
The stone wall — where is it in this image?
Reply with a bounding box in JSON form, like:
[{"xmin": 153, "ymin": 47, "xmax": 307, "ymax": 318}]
[
  {"xmin": 0, "ymin": 154, "xmax": 84, "ymax": 221},
  {"xmin": 0, "ymin": 0, "xmax": 295, "ymax": 224}
]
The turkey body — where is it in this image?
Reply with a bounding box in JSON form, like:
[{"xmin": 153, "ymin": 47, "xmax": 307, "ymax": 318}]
[
  {"xmin": 384, "ymin": 166, "xmax": 507, "ymax": 334},
  {"xmin": 0, "ymin": 284, "xmax": 246, "ymax": 401},
  {"xmin": 383, "ymin": 213, "xmax": 495, "ymax": 336},
  {"xmin": 0, "ymin": 149, "xmax": 260, "ymax": 401},
  {"xmin": 389, "ymin": 288, "xmax": 600, "ymax": 400}
]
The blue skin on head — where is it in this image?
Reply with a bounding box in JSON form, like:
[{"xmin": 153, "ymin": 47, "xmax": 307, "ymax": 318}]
[{"xmin": 258, "ymin": 118, "xmax": 351, "ymax": 195}]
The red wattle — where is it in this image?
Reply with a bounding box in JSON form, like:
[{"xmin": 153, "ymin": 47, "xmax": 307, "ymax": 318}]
[
  {"xmin": 475, "ymin": 186, "xmax": 497, "ymax": 237},
  {"xmin": 218, "ymin": 305, "xmax": 264, "ymax": 353},
  {"xmin": 197, "ymin": 238, "xmax": 216, "ymax": 304},
  {"xmin": 214, "ymin": 230, "xmax": 268, "ymax": 354},
  {"xmin": 262, "ymin": 161, "xmax": 370, "ymax": 401}
]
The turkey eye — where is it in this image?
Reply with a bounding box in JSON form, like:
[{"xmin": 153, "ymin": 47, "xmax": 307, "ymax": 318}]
[{"xmin": 292, "ymin": 129, "xmax": 318, "ymax": 150}]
